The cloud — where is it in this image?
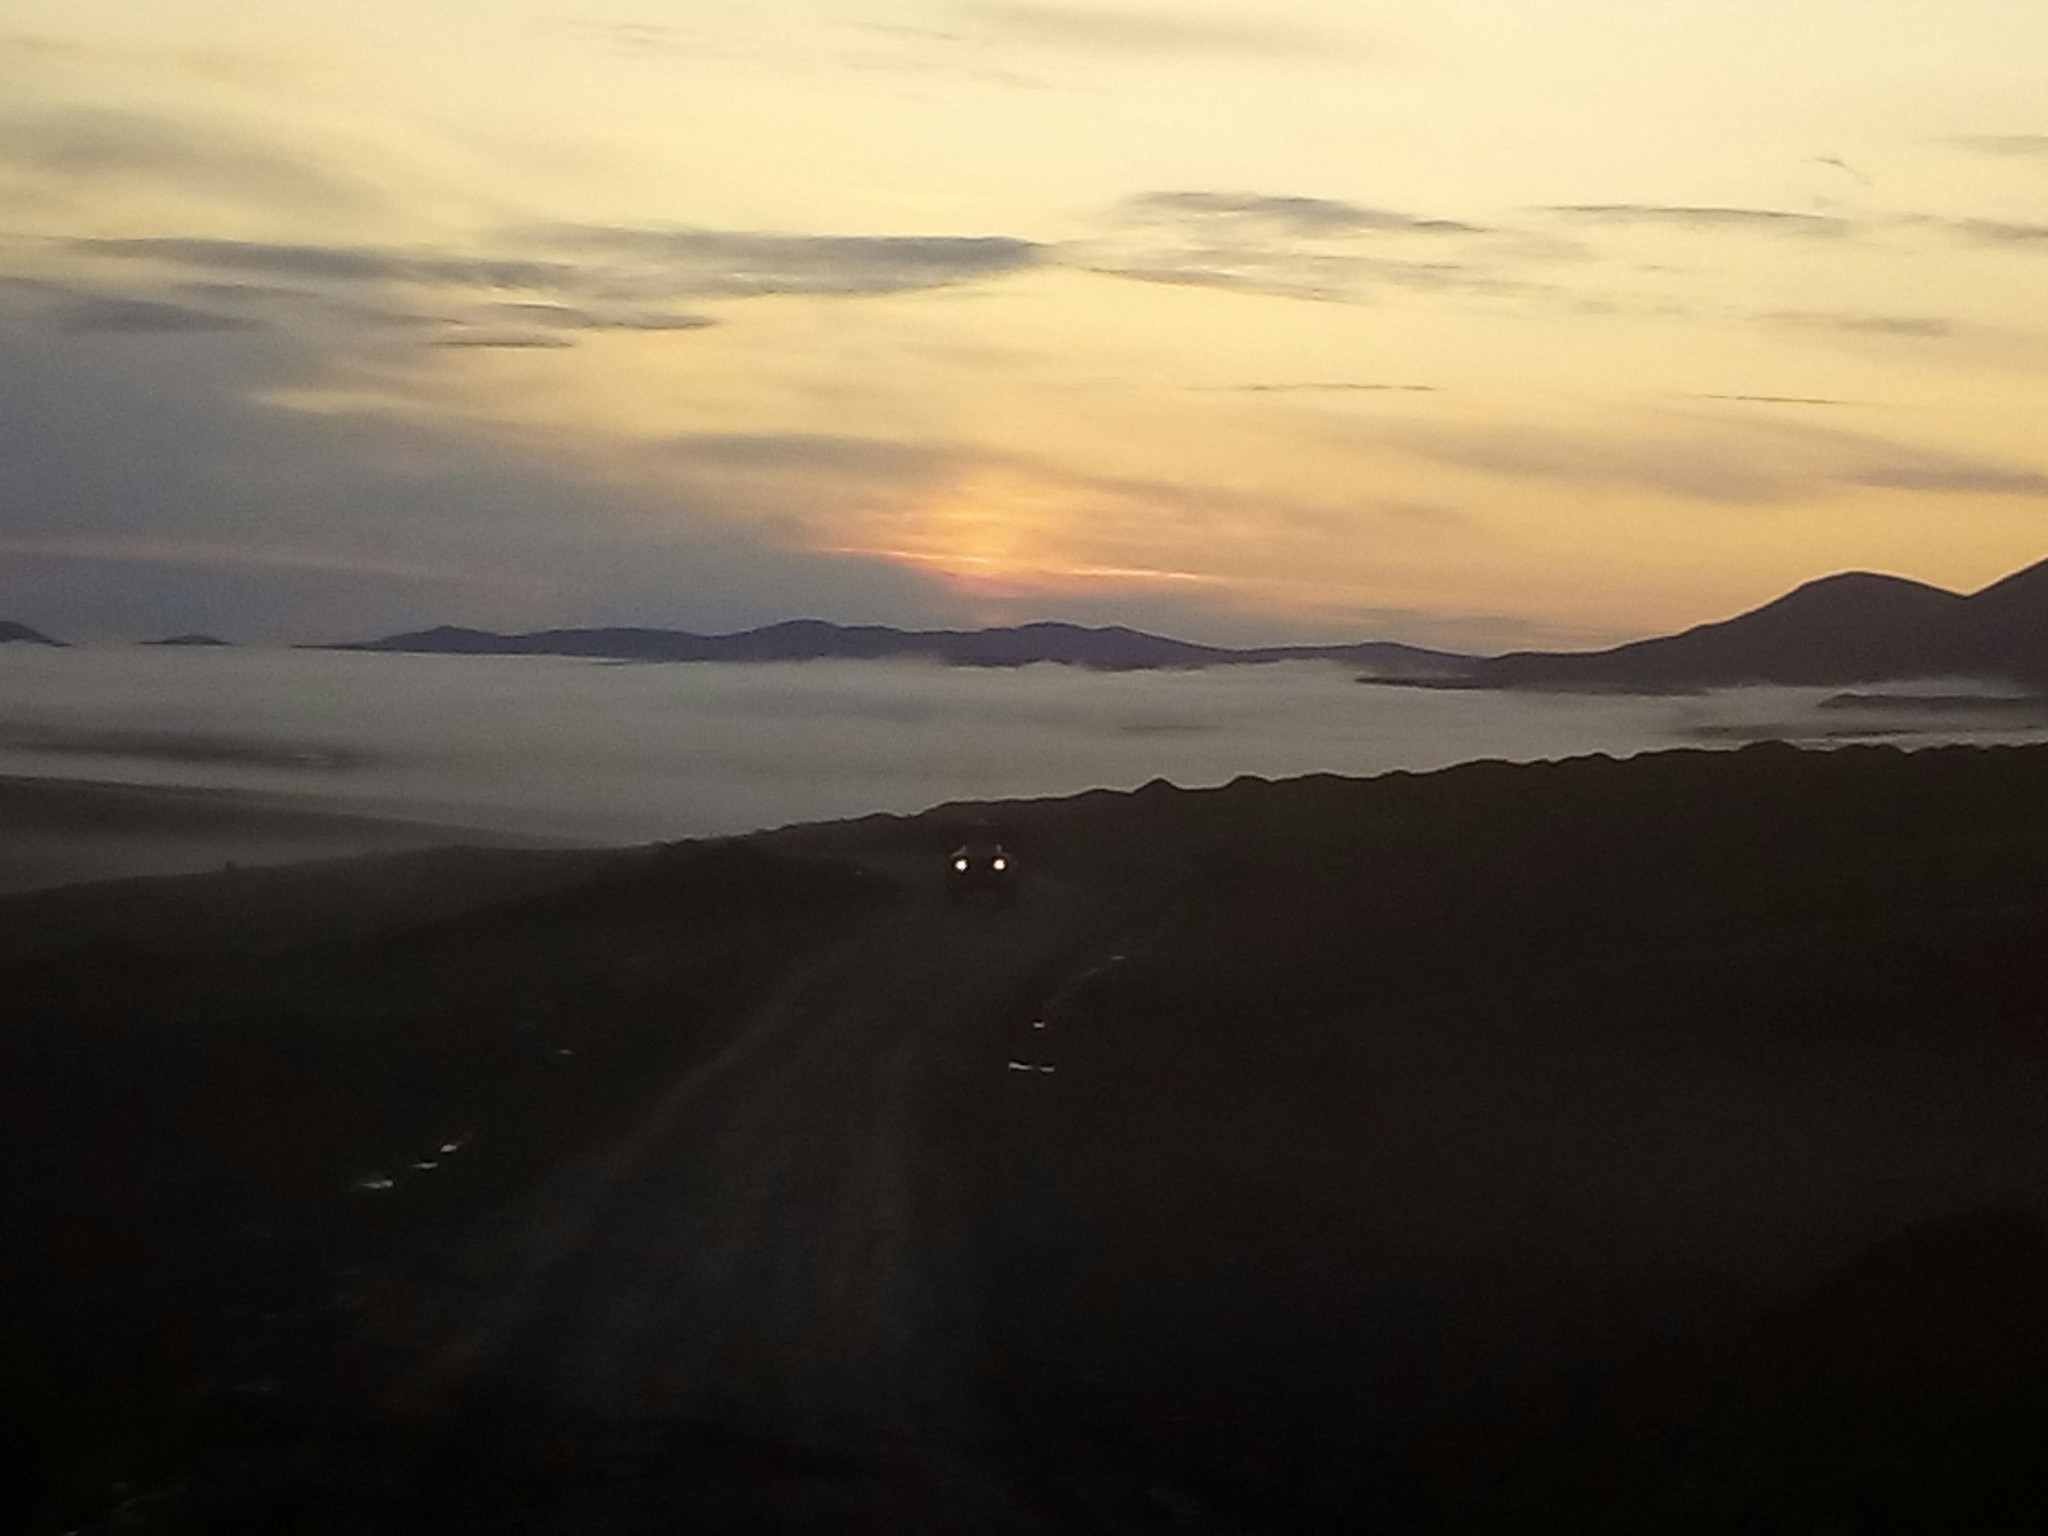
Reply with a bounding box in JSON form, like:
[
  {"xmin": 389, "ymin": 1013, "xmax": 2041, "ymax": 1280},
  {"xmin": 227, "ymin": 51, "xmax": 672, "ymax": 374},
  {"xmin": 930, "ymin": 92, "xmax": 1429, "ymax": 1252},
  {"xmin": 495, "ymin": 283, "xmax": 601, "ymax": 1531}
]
[
  {"xmin": 168, "ymin": 281, "xmax": 448, "ymax": 331},
  {"xmin": 957, "ymin": 4, "xmax": 1347, "ymax": 58},
  {"xmin": 1083, "ymin": 190, "xmax": 1529, "ymax": 304},
  {"xmin": 0, "ymin": 533, "xmax": 522, "ymax": 587},
  {"xmin": 170, "ymin": 280, "xmax": 326, "ymax": 304},
  {"xmin": 0, "ymin": 29, "xmax": 280, "ymax": 85},
  {"xmin": 1951, "ymin": 135, "xmax": 2048, "ymax": 160},
  {"xmin": 0, "ymin": 316, "xmax": 961, "ymax": 640},
  {"xmin": 662, "ymin": 433, "xmax": 961, "ymax": 479},
  {"xmin": 1088, "ymin": 260, "xmax": 1353, "ymax": 302},
  {"xmin": 562, "ymin": 14, "xmax": 1060, "ymax": 91},
  {"xmin": 50, "ymin": 295, "xmax": 265, "ymax": 334},
  {"xmin": 425, "ymin": 333, "xmax": 577, "ymax": 350},
  {"xmin": 1847, "ymin": 464, "xmax": 2048, "ymax": 497},
  {"xmin": 0, "ymin": 304, "xmax": 1790, "ymax": 653},
  {"xmin": 1727, "ymin": 417, "xmax": 2048, "ymax": 500},
  {"xmin": 1338, "ymin": 412, "xmax": 2048, "ymax": 506},
  {"xmin": 1123, "ymin": 191, "xmax": 1483, "ymax": 237},
  {"xmin": 1761, "ymin": 309, "xmax": 1953, "ymax": 337},
  {"xmin": 530, "ymin": 226, "xmax": 1046, "ymax": 297},
  {"xmin": 0, "ymin": 106, "xmax": 379, "ymax": 213},
  {"xmin": 1361, "ymin": 422, "xmax": 1797, "ymax": 503},
  {"xmin": 1545, "ymin": 205, "xmax": 1851, "ymax": 237},
  {"xmin": 651, "ymin": 430, "xmax": 1406, "ymax": 610},
  {"xmin": 8, "ymin": 329, "xmax": 1433, "ymax": 646},
  {"xmin": 1685, "ymin": 394, "xmax": 1862, "ymax": 407},
  {"xmin": 74, "ymin": 238, "xmax": 582, "ymax": 291},
  {"xmin": 7, "ymin": 271, "xmax": 459, "ymax": 339},
  {"xmin": 485, "ymin": 302, "xmax": 718, "ymax": 332},
  {"xmin": 1222, "ymin": 382, "xmax": 1440, "ymax": 394},
  {"xmin": 572, "ymin": 20, "xmax": 700, "ymax": 58},
  {"xmin": 54, "ymin": 226, "xmax": 1044, "ymax": 360},
  {"xmin": 81, "ymin": 229, "xmax": 1046, "ymax": 307},
  {"xmin": 1811, "ymin": 156, "xmax": 1871, "ymax": 187},
  {"xmin": 1951, "ymin": 218, "xmax": 2048, "ymax": 247},
  {"xmin": 133, "ymin": 283, "xmax": 714, "ymax": 338},
  {"xmin": 0, "ymin": 273, "xmax": 68, "ymax": 302},
  {"xmin": 1089, "ymin": 250, "xmax": 1538, "ymax": 305}
]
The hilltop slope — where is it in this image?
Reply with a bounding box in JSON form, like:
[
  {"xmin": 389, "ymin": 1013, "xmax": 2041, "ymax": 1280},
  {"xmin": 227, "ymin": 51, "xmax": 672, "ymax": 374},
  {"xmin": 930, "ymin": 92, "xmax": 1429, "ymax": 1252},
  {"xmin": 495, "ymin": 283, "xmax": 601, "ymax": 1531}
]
[{"xmin": 1468, "ymin": 555, "xmax": 2048, "ymax": 690}]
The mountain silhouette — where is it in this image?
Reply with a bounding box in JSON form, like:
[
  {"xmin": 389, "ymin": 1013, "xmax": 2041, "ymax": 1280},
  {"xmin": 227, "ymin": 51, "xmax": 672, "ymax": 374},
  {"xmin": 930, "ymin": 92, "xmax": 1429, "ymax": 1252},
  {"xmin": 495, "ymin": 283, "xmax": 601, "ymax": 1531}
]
[
  {"xmin": 0, "ymin": 620, "xmax": 62, "ymax": 647},
  {"xmin": 1960, "ymin": 557, "xmax": 2048, "ymax": 677},
  {"xmin": 321, "ymin": 619, "xmax": 1467, "ymax": 675},
  {"xmin": 320, "ymin": 554, "xmax": 2046, "ymax": 688},
  {"xmin": 142, "ymin": 633, "xmax": 232, "ymax": 647},
  {"xmin": 1468, "ymin": 555, "xmax": 2048, "ymax": 690}
]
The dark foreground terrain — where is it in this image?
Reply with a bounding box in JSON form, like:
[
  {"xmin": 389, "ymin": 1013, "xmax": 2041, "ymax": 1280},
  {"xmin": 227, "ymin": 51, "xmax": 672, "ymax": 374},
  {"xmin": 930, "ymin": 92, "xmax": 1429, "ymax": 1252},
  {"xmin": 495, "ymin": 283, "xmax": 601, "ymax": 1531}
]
[
  {"xmin": 0, "ymin": 773, "xmax": 562, "ymax": 896},
  {"xmin": 6, "ymin": 742, "xmax": 2048, "ymax": 1532}
]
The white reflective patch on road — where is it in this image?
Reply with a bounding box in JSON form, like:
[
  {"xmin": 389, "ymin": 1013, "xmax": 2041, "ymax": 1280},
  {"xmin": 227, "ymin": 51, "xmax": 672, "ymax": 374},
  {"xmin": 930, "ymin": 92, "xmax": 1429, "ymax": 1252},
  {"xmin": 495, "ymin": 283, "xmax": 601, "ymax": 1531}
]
[
  {"xmin": 1031, "ymin": 1020, "xmax": 1046, "ymax": 1029},
  {"xmin": 1006, "ymin": 1060, "xmax": 1033, "ymax": 1072},
  {"xmin": 1037, "ymin": 1064, "xmax": 1056, "ymax": 1074},
  {"xmin": 351, "ymin": 1174, "xmax": 395, "ymax": 1192}
]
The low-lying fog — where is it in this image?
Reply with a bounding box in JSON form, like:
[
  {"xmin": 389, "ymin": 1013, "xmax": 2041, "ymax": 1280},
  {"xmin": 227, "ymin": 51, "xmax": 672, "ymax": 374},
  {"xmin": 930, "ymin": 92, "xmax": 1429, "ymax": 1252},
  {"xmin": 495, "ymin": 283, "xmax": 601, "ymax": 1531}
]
[{"xmin": 3, "ymin": 646, "xmax": 2045, "ymax": 874}]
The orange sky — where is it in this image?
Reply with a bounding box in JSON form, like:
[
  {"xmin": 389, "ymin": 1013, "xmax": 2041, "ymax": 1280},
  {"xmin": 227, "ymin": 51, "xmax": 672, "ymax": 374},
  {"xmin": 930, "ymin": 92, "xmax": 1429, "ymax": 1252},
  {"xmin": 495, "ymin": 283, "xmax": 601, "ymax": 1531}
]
[{"xmin": 2, "ymin": 1, "xmax": 2046, "ymax": 647}]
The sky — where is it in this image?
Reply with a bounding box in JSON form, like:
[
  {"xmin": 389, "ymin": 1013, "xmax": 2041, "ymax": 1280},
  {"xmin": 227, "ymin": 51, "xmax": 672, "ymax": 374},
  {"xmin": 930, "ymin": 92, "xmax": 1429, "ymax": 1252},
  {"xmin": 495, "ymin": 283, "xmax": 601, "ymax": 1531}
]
[{"xmin": 2, "ymin": 0, "xmax": 2046, "ymax": 650}]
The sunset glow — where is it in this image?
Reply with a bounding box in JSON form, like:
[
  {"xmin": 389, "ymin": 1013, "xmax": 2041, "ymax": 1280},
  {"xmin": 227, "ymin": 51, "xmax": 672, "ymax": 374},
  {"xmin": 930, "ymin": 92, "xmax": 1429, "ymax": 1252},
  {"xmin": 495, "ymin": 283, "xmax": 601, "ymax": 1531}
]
[{"xmin": 4, "ymin": 0, "xmax": 2046, "ymax": 646}]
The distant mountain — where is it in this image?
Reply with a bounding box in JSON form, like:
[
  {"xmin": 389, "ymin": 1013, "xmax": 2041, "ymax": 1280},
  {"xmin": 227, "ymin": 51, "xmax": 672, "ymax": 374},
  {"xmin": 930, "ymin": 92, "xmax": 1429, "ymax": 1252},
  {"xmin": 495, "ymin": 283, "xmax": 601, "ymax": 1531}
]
[
  {"xmin": 319, "ymin": 619, "xmax": 1470, "ymax": 675},
  {"xmin": 0, "ymin": 620, "xmax": 62, "ymax": 647},
  {"xmin": 142, "ymin": 633, "xmax": 232, "ymax": 647},
  {"xmin": 310, "ymin": 553, "xmax": 2048, "ymax": 687},
  {"xmin": 1463, "ymin": 555, "xmax": 2048, "ymax": 691}
]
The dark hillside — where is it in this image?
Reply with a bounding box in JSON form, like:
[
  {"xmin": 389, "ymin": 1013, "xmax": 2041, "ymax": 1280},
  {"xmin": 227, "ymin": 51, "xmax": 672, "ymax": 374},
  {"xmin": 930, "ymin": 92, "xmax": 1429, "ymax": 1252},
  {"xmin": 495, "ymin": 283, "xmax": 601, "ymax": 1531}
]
[
  {"xmin": 0, "ymin": 843, "xmax": 624, "ymax": 967},
  {"xmin": 0, "ymin": 775, "xmax": 573, "ymax": 896},
  {"xmin": 1458, "ymin": 553, "xmax": 2048, "ymax": 691},
  {"xmin": 1960, "ymin": 554, "xmax": 2048, "ymax": 681},
  {"xmin": 1475, "ymin": 571, "xmax": 1967, "ymax": 689},
  {"xmin": 969, "ymin": 743, "xmax": 2048, "ymax": 1529},
  {"xmin": 9, "ymin": 744, "xmax": 2048, "ymax": 1531},
  {"xmin": 0, "ymin": 842, "xmax": 896, "ymax": 1535},
  {"xmin": 0, "ymin": 618, "xmax": 62, "ymax": 646}
]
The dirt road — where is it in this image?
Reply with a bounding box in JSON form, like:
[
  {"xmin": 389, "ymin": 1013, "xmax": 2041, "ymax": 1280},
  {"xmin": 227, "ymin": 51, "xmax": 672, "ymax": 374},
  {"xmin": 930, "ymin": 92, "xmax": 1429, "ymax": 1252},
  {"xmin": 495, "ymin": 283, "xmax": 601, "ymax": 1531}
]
[{"xmin": 356, "ymin": 871, "xmax": 1131, "ymax": 1531}]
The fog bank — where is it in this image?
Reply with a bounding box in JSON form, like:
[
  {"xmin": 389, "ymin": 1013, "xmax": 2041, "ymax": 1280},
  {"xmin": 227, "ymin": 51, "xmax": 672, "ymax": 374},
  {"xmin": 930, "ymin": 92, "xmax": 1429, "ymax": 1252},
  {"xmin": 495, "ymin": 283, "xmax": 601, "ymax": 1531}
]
[{"xmin": 2, "ymin": 647, "xmax": 2043, "ymax": 888}]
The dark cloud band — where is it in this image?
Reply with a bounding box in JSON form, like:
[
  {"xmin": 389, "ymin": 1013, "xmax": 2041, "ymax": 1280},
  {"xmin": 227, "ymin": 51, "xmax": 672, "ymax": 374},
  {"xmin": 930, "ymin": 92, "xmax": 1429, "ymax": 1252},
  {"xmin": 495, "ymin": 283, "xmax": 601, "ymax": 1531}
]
[
  {"xmin": 76, "ymin": 229, "xmax": 1048, "ymax": 305},
  {"xmin": 1951, "ymin": 135, "xmax": 2048, "ymax": 160},
  {"xmin": 1762, "ymin": 310, "xmax": 1952, "ymax": 337},
  {"xmin": 1124, "ymin": 191, "xmax": 1483, "ymax": 237},
  {"xmin": 51, "ymin": 295, "xmax": 264, "ymax": 334},
  {"xmin": 1546, "ymin": 205, "xmax": 1849, "ymax": 236},
  {"xmin": 958, "ymin": 4, "xmax": 1346, "ymax": 58},
  {"xmin": 73, "ymin": 238, "xmax": 581, "ymax": 291},
  {"xmin": 530, "ymin": 226, "xmax": 1046, "ymax": 296}
]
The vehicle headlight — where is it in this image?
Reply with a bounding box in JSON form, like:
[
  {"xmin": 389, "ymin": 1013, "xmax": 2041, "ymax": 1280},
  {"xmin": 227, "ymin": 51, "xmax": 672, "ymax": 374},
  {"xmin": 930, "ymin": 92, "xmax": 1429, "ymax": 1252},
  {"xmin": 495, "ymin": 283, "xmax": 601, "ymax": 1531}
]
[
  {"xmin": 992, "ymin": 858, "xmax": 1007, "ymax": 871},
  {"xmin": 953, "ymin": 858, "xmax": 968, "ymax": 871}
]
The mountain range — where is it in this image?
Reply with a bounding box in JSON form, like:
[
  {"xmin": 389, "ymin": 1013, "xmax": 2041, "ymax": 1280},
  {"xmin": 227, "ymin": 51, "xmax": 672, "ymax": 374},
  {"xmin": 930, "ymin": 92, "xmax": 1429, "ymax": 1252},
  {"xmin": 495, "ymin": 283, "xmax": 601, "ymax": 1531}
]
[
  {"xmin": 319, "ymin": 619, "xmax": 1467, "ymax": 675},
  {"xmin": 325, "ymin": 554, "xmax": 2047, "ymax": 689},
  {"xmin": 6, "ymin": 552, "xmax": 2043, "ymax": 689}
]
